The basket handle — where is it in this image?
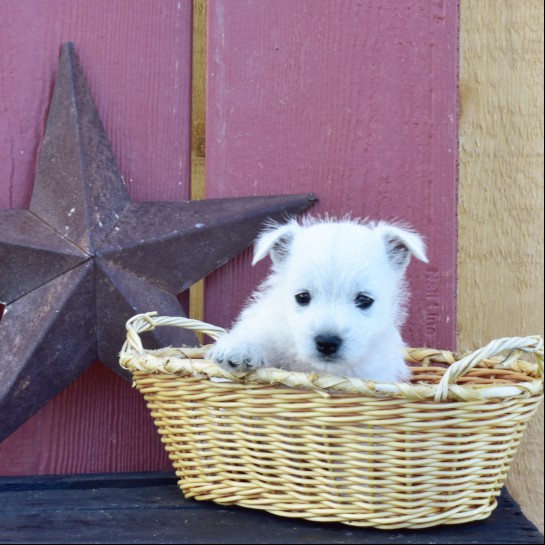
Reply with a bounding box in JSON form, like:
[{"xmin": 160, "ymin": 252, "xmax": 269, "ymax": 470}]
[
  {"xmin": 122, "ymin": 312, "xmax": 226, "ymax": 356},
  {"xmin": 435, "ymin": 335, "xmax": 544, "ymax": 401}
]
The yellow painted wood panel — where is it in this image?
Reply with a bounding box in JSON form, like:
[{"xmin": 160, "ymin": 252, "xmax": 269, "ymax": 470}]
[
  {"xmin": 459, "ymin": 0, "xmax": 544, "ymax": 533},
  {"xmin": 189, "ymin": 0, "xmax": 207, "ymax": 326}
]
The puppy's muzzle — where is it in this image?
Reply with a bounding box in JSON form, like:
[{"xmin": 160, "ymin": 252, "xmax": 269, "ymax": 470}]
[{"xmin": 315, "ymin": 334, "xmax": 342, "ymax": 357}]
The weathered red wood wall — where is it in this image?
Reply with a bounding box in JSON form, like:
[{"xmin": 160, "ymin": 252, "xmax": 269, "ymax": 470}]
[
  {"xmin": 204, "ymin": 0, "xmax": 458, "ymax": 352},
  {"xmin": 0, "ymin": 0, "xmax": 192, "ymax": 475},
  {"xmin": 0, "ymin": 0, "xmax": 458, "ymax": 475}
]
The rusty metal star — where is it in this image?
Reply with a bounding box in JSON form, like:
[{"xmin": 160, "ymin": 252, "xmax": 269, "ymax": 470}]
[{"xmin": 0, "ymin": 43, "xmax": 316, "ymax": 442}]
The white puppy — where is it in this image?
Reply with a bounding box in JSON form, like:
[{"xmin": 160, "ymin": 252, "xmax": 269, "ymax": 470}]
[{"xmin": 207, "ymin": 217, "xmax": 428, "ymax": 382}]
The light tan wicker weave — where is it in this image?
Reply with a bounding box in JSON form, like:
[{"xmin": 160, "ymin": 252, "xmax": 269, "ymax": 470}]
[{"xmin": 120, "ymin": 312, "xmax": 544, "ymax": 529}]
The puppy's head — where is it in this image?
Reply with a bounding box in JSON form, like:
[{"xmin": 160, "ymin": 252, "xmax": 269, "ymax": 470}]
[{"xmin": 253, "ymin": 218, "xmax": 428, "ymax": 372}]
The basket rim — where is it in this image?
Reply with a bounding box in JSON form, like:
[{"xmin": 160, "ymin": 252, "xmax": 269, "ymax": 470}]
[{"xmin": 120, "ymin": 313, "xmax": 544, "ymax": 402}]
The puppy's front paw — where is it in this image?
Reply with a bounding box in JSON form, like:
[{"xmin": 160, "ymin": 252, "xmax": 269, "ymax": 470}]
[{"xmin": 207, "ymin": 337, "xmax": 266, "ymax": 372}]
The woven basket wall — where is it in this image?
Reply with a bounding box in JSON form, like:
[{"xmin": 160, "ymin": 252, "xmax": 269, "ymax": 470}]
[{"xmin": 120, "ymin": 313, "xmax": 544, "ymax": 529}]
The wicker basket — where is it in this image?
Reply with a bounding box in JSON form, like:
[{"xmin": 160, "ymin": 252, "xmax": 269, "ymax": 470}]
[{"xmin": 120, "ymin": 312, "xmax": 543, "ymax": 529}]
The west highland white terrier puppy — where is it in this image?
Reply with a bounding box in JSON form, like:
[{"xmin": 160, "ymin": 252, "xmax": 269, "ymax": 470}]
[{"xmin": 207, "ymin": 217, "xmax": 428, "ymax": 382}]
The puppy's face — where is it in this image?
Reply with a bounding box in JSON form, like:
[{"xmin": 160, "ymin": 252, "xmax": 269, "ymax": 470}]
[{"xmin": 254, "ymin": 220, "xmax": 427, "ymax": 372}]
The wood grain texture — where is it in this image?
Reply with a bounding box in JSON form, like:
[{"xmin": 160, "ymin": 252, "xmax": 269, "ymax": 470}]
[
  {"xmin": 458, "ymin": 0, "xmax": 544, "ymax": 533},
  {"xmin": 190, "ymin": 0, "xmax": 208, "ymax": 202},
  {"xmin": 203, "ymin": 0, "xmax": 458, "ymax": 354},
  {"xmin": 189, "ymin": 0, "xmax": 208, "ymax": 327},
  {"xmin": 0, "ymin": 0, "xmax": 192, "ymax": 474},
  {"xmin": 0, "ymin": 474, "xmax": 543, "ymax": 544},
  {"xmin": 0, "ymin": 364, "xmax": 171, "ymax": 475}
]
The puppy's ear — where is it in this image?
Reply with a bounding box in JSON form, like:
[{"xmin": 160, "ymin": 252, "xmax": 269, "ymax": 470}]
[
  {"xmin": 252, "ymin": 220, "xmax": 300, "ymax": 266},
  {"xmin": 375, "ymin": 223, "xmax": 428, "ymax": 271}
]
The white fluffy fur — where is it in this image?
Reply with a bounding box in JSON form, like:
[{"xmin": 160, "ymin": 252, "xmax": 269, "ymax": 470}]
[{"xmin": 207, "ymin": 217, "xmax": 428, "ymax": 382}]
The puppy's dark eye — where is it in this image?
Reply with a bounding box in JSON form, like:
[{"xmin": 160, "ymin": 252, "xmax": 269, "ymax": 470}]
[
  {"xmin": 355, "ymin": 294, "xmax": 374, "ymax": 310},
  {"xmin": 295, "ymin": 292, "xmax": 311, "ymax": 306}
]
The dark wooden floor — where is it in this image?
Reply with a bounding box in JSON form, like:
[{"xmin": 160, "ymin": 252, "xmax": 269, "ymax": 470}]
[{"xmin": 0, "ymin": 472, "xmax": 542, "ymax": 544}]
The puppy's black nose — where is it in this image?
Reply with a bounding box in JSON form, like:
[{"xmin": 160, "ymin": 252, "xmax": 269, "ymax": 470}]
[{"xmin": 315, "ymin": 335, "xmax": 342, "ymax": 356}]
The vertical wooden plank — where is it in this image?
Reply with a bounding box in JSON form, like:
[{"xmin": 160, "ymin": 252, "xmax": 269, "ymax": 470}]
[
  {"xmin": 190, "ymin": 0, "xmax": 208, "ymax": 203},
  {"xmin": 189, "ymin": 0, "xmax": 207, "ymax": 326},
  {"xmin": 458, "ymin": 0, "xmax": 544, "ymax": 532},
  {"xmin": 0, "ymin": 0, "xmax": 192, "ymax": 475},
  {"xmin": 204, "ymin": 0, "xmax": 458, "ymax": 353},
  {"xmin": 0, "ymin": 0, "xmax": 192, "ymax": 209}
]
